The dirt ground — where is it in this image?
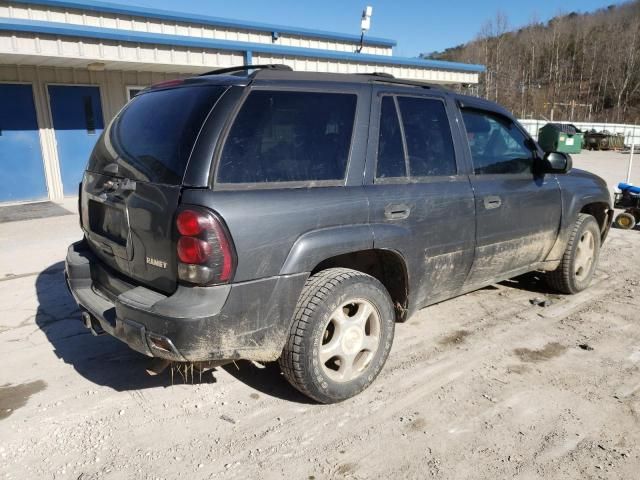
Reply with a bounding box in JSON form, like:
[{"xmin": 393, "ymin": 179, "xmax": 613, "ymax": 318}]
[{"xmin": 1, "ymin": 150, "xmax": 639, "ymax": 480}]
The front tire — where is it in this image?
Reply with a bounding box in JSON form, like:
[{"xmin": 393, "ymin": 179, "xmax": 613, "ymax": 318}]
[
  {"xmin": 279, "ymin": 268, "xmax": 395, "ymax": 404},
  {"xmin": 545, "ymin": 213, "xmax": 601, "ymax": 294}
]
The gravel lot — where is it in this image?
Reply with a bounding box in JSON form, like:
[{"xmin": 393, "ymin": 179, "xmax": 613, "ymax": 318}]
[{"xmin": 1, "ymin": 150, "xmax": 639, "ymax": 480}]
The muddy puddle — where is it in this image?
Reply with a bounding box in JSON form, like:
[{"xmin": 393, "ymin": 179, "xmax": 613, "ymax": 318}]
[
  {"xmin": 513, "ymin": 342, "xmax": 567, "ymax": 362},
  {"xmin": 0, "ymin": 380, "xmax": 47, "ymax": 420},
  {"xmin": 439, "ymin": 330, "xmax": 471, "ymax": 346}
]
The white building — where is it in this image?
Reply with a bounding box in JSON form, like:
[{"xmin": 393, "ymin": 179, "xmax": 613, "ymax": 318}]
[{"xmin": 0, "ymin": 0, "xmax": 484, "ymax": 203}]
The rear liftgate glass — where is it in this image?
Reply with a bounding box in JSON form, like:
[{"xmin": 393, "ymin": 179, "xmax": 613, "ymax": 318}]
[{"xmin": 82, "ymin": 85, "xmax": 227, "ymax": 294}]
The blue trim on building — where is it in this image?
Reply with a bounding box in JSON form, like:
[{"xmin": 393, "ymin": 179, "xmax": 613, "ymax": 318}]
[
  {"xmin": 10, "ymin": 0, "xmax": 397, "ymax": 47},
  {"xmin": 0, "ymin": 18, "xmax": 486, "ymax": 73}
]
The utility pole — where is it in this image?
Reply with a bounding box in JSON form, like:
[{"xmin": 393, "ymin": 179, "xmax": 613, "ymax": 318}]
[
  {"xmin": 627, "ymin": 126, "xmax": 636, "ymax": 184},
  {"xmin": 570, "ymin": 100, "xmax": 575, "ymax": 121}
]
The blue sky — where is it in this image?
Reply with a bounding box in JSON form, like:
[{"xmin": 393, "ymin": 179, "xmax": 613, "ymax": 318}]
[{"xmin": 90, "ymin": 0, "xmax": 625, "ymax": 57}]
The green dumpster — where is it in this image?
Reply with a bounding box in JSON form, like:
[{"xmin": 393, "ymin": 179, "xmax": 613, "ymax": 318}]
[{"xmin": 537, "ymin": 123, "xmax": 584, "ymax": 154}]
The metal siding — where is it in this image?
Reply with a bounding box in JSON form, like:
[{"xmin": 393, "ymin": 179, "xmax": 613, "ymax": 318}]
[
  {"xmin": 251, "ymin": 53, "xmax": 478, "ymax": 84},
  {"xmin": 2, "ymin": 0, "xmax": 395, "ymax": 53},
  {"xmin": 0, "ymin": 20, "xmax": 485, "ymax": 74}
]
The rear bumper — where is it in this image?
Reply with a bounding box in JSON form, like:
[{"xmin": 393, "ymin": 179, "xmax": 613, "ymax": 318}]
[{"xmin": 65, "ymin": 240, "xmax": 307, "ymax": 362}]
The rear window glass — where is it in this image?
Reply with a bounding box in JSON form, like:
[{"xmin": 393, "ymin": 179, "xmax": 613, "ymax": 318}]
[
  {"xmin": 396, "ymin": 96, "xmax": 456, "ymax": 177},
  {"xmin": 217, "ymin": 90, "xmax": 357, "ymax": 184},
  {"xmin": 376, "ymin": 96, "xmax": 407, "ymax": 178},
  {"xmin": 87, "ymin": 85, "xmax": 225, "ymax": 184}
]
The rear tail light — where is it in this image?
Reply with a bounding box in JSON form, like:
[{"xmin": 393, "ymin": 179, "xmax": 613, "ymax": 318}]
[
  {"xmin": 176, "ymin": 207, "xmax": 236, "ymax": 285},
  {"xmin": 177, "ymin": 237, "xmax": 212, "ymax": 264}
]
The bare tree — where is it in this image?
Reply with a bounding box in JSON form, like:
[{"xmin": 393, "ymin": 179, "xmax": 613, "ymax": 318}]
[{"xmin": 423, "ymin": 0, "xmax": 640, "ymax": 123}]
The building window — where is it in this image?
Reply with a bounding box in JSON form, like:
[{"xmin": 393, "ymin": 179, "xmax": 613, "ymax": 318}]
[{"xmin": 126, "ymin": 86, "xmax": 146, "ymax": 101}]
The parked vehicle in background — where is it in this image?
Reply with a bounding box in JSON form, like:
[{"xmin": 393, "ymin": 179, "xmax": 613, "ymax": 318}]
[
  {"xmin": 65, "ymin": 65, "xmax": 613, "ymax": 403},
  {"xmin": 614, "ymin": 183, "xmax": 640, "ymax": 230},
  {"xmin": 584, "ymin": 130, "xmax": 626, "ymax": 151}
]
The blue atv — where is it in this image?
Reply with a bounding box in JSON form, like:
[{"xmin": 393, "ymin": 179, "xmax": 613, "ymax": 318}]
[{"xmin": 614, "ymin": 183, "xmax": 640, "ymax": 229}]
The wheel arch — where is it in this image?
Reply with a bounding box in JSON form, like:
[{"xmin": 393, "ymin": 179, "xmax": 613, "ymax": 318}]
[
  {"xmin": 280, "ymin": 225, "xmax": 410, "ymax": 322},
  {"xmin": 545, "ymin": 198, "xmax": 613, "ymax": 264},
  {"xmin": 311, "ymin": 249, "xmax": 409, "ymax": 322},
  {"xmin": 580, "ymin": 201, "xmax": 613, "ymax": 240}
]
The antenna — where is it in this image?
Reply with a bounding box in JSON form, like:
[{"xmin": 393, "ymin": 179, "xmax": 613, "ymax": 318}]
[{"xmin": 356, "ymin": 6, "xmax": 373, "ymax": 53}]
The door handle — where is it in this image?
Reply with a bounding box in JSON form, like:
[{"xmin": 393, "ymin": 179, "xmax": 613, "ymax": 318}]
[
  {"xmin": 483, "ymin": 195, "xmax": 502, "ymax": 210},
  {"xmin": 384, "ymin": 203, "xmax": 411, "ymax": 220}
]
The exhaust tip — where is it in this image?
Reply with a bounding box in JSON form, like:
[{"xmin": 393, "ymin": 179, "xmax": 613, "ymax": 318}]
[
  {"xmin": 81, "ymin": 311, "xmax": 104, "ymax": 336},
  {"xmin": 81, "ymin": 311, "xmax": 92, "ymax": 329}
]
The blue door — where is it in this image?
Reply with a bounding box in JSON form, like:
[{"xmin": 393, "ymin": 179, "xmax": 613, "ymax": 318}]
[
  {"xmin": 48, "ymin": 85, "xmax": 104, "ymax": 195},
  {"xmin": 0, "ymin": 84, "xmax": 48, "ymax": 202}
]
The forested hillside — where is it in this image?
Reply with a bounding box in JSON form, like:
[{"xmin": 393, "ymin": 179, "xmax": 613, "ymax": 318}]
[{"xmin": 424, "ymin": 1, "xmax": 640, "ymax": 123}]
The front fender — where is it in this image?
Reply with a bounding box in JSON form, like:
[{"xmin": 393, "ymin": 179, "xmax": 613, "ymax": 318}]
[
  {"xmin": 544, "ymin": 170, "xmax": 612, "ymax": 262},
  {"xmin": 558, "ymin": 169, "xmax": 611, "ymax": 222},
  {"xmin": 279, "ymin": 224, "xmax": 374, "ymax": 275}
]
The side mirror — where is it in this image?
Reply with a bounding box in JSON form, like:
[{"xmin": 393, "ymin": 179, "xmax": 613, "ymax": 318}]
[{"xmin": 540, "ymin": 152, "xmax": 572, "ymax": 174}]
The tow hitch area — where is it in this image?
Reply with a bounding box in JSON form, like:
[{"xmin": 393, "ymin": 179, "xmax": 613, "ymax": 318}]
[{"xmin": 82, "ymin": 311, "xmax": 105, "ymax": 336}]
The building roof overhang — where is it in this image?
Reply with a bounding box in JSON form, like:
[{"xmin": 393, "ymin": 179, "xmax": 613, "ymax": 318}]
[{"xmin": 0, "ymin": 17, "xmax": 486, "ymax": 73}]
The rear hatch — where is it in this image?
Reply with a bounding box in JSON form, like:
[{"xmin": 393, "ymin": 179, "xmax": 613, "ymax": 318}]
[{"xmin": 80, "ymin": 84, "xmax": 227, "ymax": 294}]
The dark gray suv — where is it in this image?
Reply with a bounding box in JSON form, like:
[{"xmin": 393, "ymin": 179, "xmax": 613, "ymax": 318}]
[{"xmin": 65, "ymin": 65, "xmax": 613, "ymax": 403}]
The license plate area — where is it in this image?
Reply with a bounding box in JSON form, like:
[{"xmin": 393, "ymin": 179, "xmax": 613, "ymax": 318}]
[{"xmin": 88, "ymin": 200, "xmax": 128, "ymax": 246}]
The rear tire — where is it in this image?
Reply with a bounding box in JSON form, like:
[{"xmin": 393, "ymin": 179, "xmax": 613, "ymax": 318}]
[
  {"xmin": 545, "ymin": 213, "xmax": 601, "ymax": 294},
  {"xmin": 279, "ymin": 268, "xmax": 395, "ymax": 404},
  {"xmin": 615, "ymin": 212, "xmax": 637, "ymax": 230}
]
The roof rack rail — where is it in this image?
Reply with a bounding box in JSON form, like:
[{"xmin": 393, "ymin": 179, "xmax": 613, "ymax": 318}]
[
  {"xmin": 372, "ymin": 77, "xmax": 439, "ymax": 89},
  {"xmin": 357, "ymin": 72, "xmax": 395, "ymax": 79},
  {"xmin": 199, "ymin": 64, "xmax": 293, "ymax": 76},
  {"xmin": 356, "ymin": 72, "xmax": 440, "ymax": 89}
]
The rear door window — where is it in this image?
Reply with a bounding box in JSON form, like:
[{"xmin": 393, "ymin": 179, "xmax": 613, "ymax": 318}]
[
  {"xmin": 376, "ymin": 96, "xmax": 407, "ymax": 179},
  {"xmin": 375, "ymin": 95, "xmax": 456, "ymax": 181},
  {"xmin": 88, "ymin": 85, "xmax": 225, "ymax": 185},
  {"xmin": 216, "ymin": 90, "xmax": 357, "ymax": 184},
  {"xmin": 396, "ymin": 96, "xmax": 457, "ymax": 177}
]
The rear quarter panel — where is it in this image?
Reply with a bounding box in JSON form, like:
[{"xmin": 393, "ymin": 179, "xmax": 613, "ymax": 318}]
[
  {"xmin": 183, "ymin": 80, "xmax": 373, "ymax": 283},
  {"xmin": 180, "ymin": 187, "xmax": 371, "ymax": 282}
]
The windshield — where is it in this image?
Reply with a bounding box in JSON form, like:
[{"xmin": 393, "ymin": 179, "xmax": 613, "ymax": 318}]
[{"xmin": 87, "ymin": 85, "xmax": 226, "ymax": 184}]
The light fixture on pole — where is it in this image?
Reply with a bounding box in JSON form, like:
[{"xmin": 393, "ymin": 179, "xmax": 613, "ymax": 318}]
[{"xmin": 356, "ymin": 6, "xmax": 373, "ymax": 53}]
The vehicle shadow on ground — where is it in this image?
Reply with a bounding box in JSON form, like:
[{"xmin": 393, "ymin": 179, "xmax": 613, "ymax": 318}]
[
  {"xmin": 35, "ymin": 262, "xmax": 311, "ymax": 401},
  {"xmin": 221, "ymin": 361, "xmax": 315, "ymax": 404},
  {"xmin": 499, "ymin": 271, "xmax": 560, "ymax": 295},
  {"xmin": 36, "ymin": 262, "xmax": 558, "ymax": 400},
  {"xmin": 36, "ymin": 262, "xmax": 189, "ymax": 391}
]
